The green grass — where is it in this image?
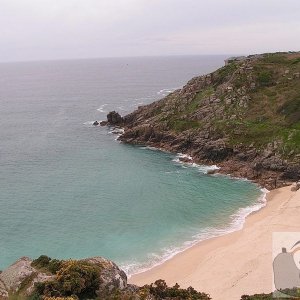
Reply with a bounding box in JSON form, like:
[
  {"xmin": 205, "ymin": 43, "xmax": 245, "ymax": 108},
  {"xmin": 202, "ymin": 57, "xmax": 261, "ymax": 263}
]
[
  {"xmin": 169, "ymin": 119, "xmax": 202, "ymax": 132},
  {"xmin": 279, "ymin": 95, "xmax": 300, "ymax": 123},
  {"xmin": 214, "ymin": 63, "xmax": 238, "ymax": 85},
  {"xmin": 261, "ymin": 53, "xmax": 289, "ymax": 64},
  {"xmin": 185, "ymin": 86, "xmax": 215, "ymax": 114}
]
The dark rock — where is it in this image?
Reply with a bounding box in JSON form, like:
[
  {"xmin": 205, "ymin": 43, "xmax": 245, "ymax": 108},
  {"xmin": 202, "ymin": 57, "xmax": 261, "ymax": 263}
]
[
  {"xmin": 207, "ymin": 169, "xmax": 218, "ymax": 175},
  {"xmin": 280, "ymin": 166, "xmax": 300, "ymax": 181},
  {"xmin": 93, "ymin": 121, "xmax": 99, "ymax": 126},
  {"xmin": 100, "ymin": 120, "xmax": 108, "ymax": 126},
  {"xmin": 107, "ymin": 111, "xmax": 123, "ymax": 125}
]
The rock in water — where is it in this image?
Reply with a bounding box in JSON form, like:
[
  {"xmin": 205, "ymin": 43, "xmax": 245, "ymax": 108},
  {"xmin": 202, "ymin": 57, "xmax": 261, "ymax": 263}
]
[
  {"xmin": 93, "ymin": 121, "xmax": 99, "ymax": 126},
  {"xmin": 107, "ymin": 111, "xmax": 123, "ymax": 125}
]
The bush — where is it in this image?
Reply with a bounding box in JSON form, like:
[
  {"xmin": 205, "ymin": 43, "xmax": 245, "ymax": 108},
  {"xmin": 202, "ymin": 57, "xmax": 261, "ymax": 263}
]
[
  {"xmin": 34, "ymin": 260, "xmax": 101, "ymax": 299},
  {"xmin": 32, "ymin": 255, "xmax": 62, "ymax": 274},
  {"xmin": 144, "ymin": 279, "xmax": 211, "ymax": 300},
  {"xmin": 257, "ymin": 71, "xmax": 273, "ymax": 86}
]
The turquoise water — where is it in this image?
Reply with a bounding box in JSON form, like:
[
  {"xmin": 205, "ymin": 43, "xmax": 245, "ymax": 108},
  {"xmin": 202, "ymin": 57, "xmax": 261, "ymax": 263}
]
[{"xmin": 0, "ymin": 56, "xmax": 263, "ymax": 275}]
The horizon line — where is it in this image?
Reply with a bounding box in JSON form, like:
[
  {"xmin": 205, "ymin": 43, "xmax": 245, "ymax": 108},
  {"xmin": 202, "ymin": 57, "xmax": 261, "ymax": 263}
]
[{"xmin": 0, "ymin": 53, "xmax": 244, "ymax": 64}]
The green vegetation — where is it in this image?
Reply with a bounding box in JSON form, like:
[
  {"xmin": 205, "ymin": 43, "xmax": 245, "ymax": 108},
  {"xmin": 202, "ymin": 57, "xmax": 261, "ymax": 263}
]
[
  {"xmin": 155, "ymin": 51, "xmax": 300, "ymax": 156},
  {"xmin": 142, "ymin": 279, "xmax": 211, "ymax": 300},
  {"xmin": 169, "ymin": 119, "xmax": 202, "ymax": 132},
  {"xmin": 214, "ymin": 62, "xmax": 238, "ymax": 85},
  {"xmin": 34, "ymin": 260, "xmax": 101, "ymax": 299},
  {"xmin": 257, "ymin": 70, "xmax": 273, "ymax": 86},
  {"xmin": 241, "ymin": 287, "xmax": 300, "ymax": 299},
  {"xmin": 279, "ymin": 95, "xmax": 300, "ymax": 123},
  {"xmin": 31, "ymin": 255, "xmax": 62, "ymax": 274}
]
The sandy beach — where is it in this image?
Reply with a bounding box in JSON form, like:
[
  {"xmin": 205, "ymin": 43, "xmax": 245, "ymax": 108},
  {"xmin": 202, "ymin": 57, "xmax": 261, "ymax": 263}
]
[{"xmin": 129, "ymin": 186, "xmax": 300, "ymax": 300}]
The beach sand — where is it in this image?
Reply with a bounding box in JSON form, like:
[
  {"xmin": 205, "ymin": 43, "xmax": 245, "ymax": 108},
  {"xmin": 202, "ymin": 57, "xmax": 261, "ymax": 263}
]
[{"xmin": 129, "ymin": 186, "xmax": 300, "ymax": 300}]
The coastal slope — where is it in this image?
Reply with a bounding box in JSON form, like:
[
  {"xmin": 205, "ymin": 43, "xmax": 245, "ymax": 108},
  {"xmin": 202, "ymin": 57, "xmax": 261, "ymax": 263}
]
[{"xmin": 116, "ymin": 52, "xmax": 300, "ymax": 189}]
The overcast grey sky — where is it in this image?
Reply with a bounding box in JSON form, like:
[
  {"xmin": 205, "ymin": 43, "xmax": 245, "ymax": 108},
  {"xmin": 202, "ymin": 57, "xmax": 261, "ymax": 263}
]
[{"xmin": 0, "ymin": 0, "xmax": 300, "ymax": 62}]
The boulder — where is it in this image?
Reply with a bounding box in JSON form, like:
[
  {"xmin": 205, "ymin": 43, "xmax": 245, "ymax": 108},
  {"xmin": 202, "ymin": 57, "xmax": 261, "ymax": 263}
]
[
  {"xmin": 93, "ymin": 121, "xmax": 99, "ymax": 126},
  {"xmin": 291, "ymin": 181, "xmax": 300, "ymax": 192},
  {"xmin": 100, "ymin": 120, "xmax": 108, "ymax": 126},
  {"xmin": 0, "ymin": 257, "xmax": 53, "ymax": 299},
  {"xmin": 107, "ymin": 111, "xmax": 123, "ymax": 125},
  {"xmin": 84, "ymin": 257, "xmax": 127, "ymax": 294}
]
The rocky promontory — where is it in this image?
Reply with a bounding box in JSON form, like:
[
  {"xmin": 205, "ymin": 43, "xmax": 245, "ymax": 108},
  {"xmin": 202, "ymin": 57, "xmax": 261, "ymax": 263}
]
[
  {"xmin": 110, "ymin": 52, "xmax": 300, "ymax": 190},
  {"xmin": 0, "ymin": 256, "xmax": 211, "ymax": 300}
]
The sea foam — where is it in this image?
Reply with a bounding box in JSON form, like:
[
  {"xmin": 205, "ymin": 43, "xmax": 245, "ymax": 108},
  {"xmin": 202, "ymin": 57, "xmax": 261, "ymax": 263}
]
[
  {"xmin": 120, "ymin": 148, "xmax": 268, "ymax": 277},
  {"xmin": 97, "ymin": 104, "xmax": 108, "ymax": 113},
  {"xmin": 122, "ymin": 188, "xmax": 268, "ymax": 277}
]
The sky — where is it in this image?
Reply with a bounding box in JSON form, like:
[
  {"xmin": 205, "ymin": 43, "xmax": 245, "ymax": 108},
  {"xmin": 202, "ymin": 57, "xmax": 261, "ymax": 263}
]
[{"xmin": 0, "ymin": 0, "xmax": 300, "ymax": 62}]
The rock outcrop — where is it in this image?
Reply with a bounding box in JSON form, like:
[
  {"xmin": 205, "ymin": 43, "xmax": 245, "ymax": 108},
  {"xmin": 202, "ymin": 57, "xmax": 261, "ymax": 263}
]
[
  {"xmin": 114, "ymin": 52, "xmax": 300, "ymax": 190},
  {"xmin": 83, "ymin": 257, "xmax": 127, "ymax": 293},
  {"xmin": 0, "ymin": 256, "xmax": 211, "ymax": 300},
  {"xmin": 0, "ymin": 256, "xmax": 127, "ymax": 300},
  {"xmin": 106, "ymin": 111, "xmax": 123, "ymax": 125},
  {"xmin": 0, "ymin": 257, "xmax": 53, "ymax": 299}
]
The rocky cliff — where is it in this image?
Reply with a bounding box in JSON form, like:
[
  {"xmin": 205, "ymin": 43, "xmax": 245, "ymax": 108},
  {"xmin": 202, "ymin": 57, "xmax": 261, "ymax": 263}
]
[
  {"xmin": 112, "ymin": 52, "xmax": 300, "ymax": 189},
  {"xmin": 0, "ymin": 256, "xmax": 210, "ymax": 300}
]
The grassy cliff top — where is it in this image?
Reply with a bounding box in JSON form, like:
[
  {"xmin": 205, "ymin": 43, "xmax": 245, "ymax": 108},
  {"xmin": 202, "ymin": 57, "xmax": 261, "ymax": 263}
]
[{"xmin": 125, "ymin": 52, "xmax": 300, "ymax": 159}]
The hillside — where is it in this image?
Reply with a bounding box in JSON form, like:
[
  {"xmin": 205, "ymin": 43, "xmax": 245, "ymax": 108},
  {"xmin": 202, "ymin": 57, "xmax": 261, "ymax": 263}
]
[{"xmin": 111, "ymin": 52, "xmax": 300, "ymax": 189}]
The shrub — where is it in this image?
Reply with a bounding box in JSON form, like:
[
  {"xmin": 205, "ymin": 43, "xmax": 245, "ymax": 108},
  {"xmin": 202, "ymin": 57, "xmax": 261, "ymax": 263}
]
[
  {"xmin": 32, "ymin": 255, "xmax": 62, "ymax": 274},
  {"xmin": 144, "ymin": 279, "xmax": 211, "ymax": 300},
  {"xmin": 34, "ymin": 260, "xmax": 101, "ymax": 299},
  {"xmin": 257, "ymin": 71, "xmax": 273, "ymax": 86}
]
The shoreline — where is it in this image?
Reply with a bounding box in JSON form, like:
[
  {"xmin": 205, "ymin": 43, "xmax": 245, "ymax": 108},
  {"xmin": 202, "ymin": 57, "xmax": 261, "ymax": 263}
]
[
  {"xmin": 120, "ymin": 148, "xmax": 268, "ymax": 277},
  {"xmin": 129, "ymin": 185, "xmax": 300, "ymax": 300}
]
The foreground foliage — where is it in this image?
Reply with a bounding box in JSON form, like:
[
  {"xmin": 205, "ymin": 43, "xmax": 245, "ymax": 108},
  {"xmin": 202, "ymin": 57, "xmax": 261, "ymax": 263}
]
[{"xmin": 32, "ymin": 259, "xmax": 101, "ymax": 299}]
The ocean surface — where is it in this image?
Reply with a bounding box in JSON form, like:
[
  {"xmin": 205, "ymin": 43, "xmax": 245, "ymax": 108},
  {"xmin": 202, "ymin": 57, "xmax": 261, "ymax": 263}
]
[{"xmin": 0, "ymin": 56, "xmax": 265, "ymax": 275}]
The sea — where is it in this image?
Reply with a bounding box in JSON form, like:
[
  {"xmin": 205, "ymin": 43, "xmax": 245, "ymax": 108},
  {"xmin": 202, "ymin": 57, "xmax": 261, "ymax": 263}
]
[{"xmin": 0, "ymin": 55, "xmax": 266, "ymax": 275}]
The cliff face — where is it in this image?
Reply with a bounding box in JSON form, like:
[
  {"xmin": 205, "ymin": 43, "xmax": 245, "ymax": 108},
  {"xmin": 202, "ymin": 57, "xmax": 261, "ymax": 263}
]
[{"xmin": 117, "ymin": 52, "xmax": 300, "ymax": 189}]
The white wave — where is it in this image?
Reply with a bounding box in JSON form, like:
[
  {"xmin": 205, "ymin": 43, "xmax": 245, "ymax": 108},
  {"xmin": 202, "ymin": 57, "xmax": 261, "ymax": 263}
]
[
  {"xmin": 97, "ymin": 104, "xmax": 108, "ymax": 113},
  {"xmin": 122, "ymin": 188, "xmax": 269, "ymax": 277},
  {"xmin": 164, "ymin": 170, "xmax": 180, "ymax": 174},
  {"xmin": 178, "ymin": 153, "xmax": 193, "ymax": 160},
  {"xmin": 172, "ymin": 153, "xmax": 220, "ymax": 174},
  {"xmin": 108, "ymin": 127, "xmax": 125, "ymax": 141},
  {"xmin": 140, "ymin": 146, "xmax": 160, "ymax": 151},
  {"xmin": 140, "ymin": 145, "xmax": 171, "ymax": 154},
  {"xmin": 83, "ymin": 121, "xmax": 95, "ymax": 126},
  {"xmin": 229, "ymin": 188, "xmax": 268, "ymax": 230},
  {"xmin": 108, "ymin": 128, "xmax": 125, "ymax": 135},
  {"xmin": 83, "ymin": 121, "xmax": 101, "ymax": 127},
  {"xmin": 157, "ymin": 87, "xmax": 179, "ymax": 96},
  {"xmin": 117, "ymin": 106, "xmax": 127, "ymax": 111}
]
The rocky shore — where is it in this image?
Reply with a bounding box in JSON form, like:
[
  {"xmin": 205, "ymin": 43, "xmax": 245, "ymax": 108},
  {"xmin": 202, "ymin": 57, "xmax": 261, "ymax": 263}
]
[{"xmin": 104, "ymin": 52, "xmax": 300, "ymax": 190}]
